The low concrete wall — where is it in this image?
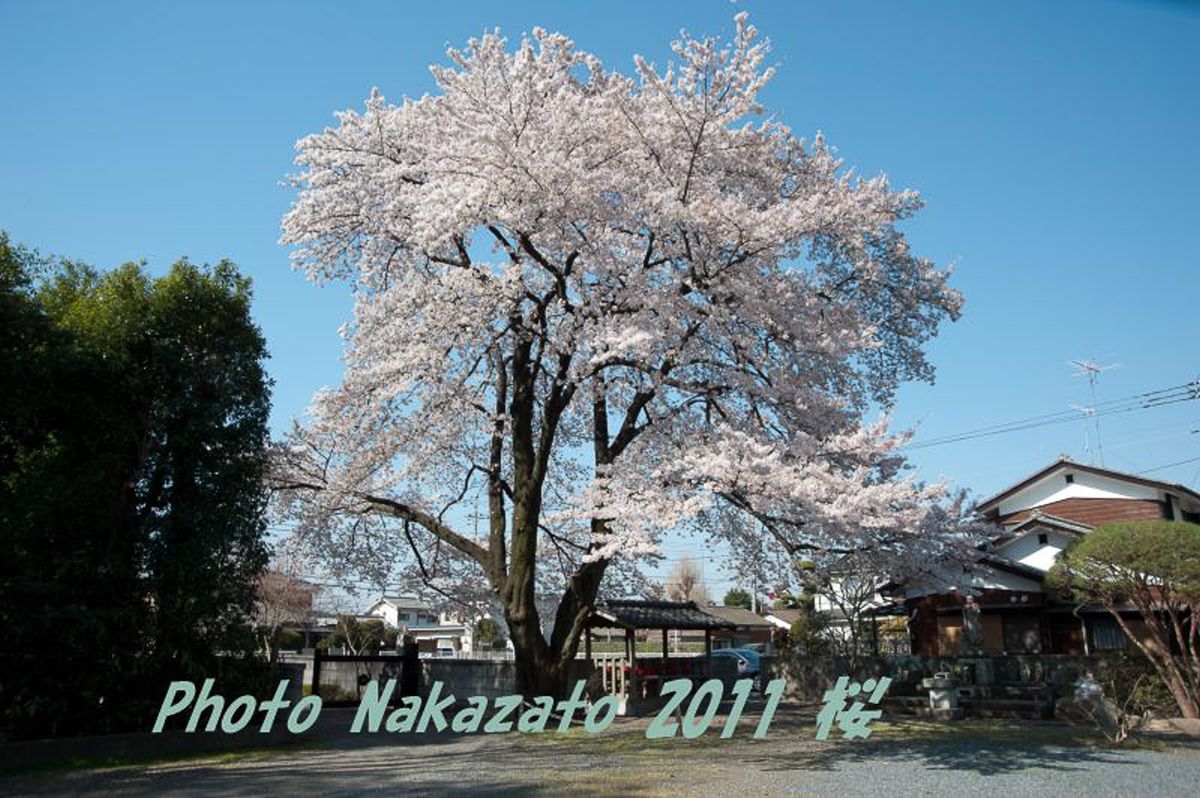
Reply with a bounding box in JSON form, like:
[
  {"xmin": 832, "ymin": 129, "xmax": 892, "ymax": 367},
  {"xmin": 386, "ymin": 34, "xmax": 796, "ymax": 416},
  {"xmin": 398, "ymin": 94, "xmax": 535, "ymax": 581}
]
[
  {"xmin": 310, "ymin": 655, "xmax": 408, "ymax": 703},
  {"xmin": 420, "ymin": 659, "xmax": 517, "ymax": 700},
  {"xmin": 418, "ymin": 659, "xmax": 597, "ymax": 700},
  {"xmin": 772, "ymin": 655, "xmax": 890, "ymax": 700}
]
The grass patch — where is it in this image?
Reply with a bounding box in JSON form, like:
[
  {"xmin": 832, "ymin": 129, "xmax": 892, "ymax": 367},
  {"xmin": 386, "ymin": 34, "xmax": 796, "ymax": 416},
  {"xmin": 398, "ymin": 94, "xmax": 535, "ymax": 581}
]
[{"xmin": 517, "ymin": 707, "xmax": 1152, "ymax": 755}]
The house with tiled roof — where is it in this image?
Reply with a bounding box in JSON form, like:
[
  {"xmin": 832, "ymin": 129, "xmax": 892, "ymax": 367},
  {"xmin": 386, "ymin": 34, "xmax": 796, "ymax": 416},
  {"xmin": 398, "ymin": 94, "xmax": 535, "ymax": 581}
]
[
  {"xmin": 899, "ymin": 457, "xmax": 1200, "ymax": 656},
  {"xmin": 702, "ymin": 604, "xmax": 775, "ymax": 649}
]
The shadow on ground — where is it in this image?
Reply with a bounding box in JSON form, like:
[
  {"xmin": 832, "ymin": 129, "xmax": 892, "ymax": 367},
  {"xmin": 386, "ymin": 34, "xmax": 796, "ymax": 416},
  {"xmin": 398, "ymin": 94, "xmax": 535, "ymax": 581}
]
[
  {"xmin": 740, "ymin": 735, "xmax": 1127, "ymax": 777},
  {"xmin": 8, "ymin": 742, "xmax": 666, "ymax": 797},
  {"xmin": 9, "ymin": 706, "xmax": 1200, "ymax": 796},
  {"xmin": 720, "ymin": 713, "xmax": 1200, "ymax": 777}
]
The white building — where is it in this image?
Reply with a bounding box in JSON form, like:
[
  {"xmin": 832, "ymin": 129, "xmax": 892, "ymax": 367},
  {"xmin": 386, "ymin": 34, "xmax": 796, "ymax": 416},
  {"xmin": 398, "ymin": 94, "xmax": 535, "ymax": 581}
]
[
  {"xmin": 365, "ymin": 595, "xmax": 475, "ymax": 657},
  {"xmin": 365, "ymin": 595, "xmax": 440, "ymax": 628}
]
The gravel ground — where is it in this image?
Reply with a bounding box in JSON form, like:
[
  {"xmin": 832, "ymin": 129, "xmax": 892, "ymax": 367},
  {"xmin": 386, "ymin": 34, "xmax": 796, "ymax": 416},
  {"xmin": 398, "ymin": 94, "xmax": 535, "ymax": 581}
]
[{"xmin": 6, "ymin": 707, "xmax": 1200, "ymax": 797}]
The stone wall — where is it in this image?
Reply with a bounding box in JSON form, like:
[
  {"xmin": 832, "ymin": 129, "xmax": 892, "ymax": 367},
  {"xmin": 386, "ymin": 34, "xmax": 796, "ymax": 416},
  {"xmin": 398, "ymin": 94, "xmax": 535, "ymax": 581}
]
[{"xmin": 771, "ymin": 653, "xmax": 1158, "ymax": 701}]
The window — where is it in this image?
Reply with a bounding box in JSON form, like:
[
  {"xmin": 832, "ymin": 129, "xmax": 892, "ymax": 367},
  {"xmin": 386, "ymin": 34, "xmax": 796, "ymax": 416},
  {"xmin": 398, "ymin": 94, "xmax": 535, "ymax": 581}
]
[
  {"xmin": 1037, "ymin": 533, "xmax": 1049, "ymax": 546},
  {"xmin": 1090, "ymin": 616, "xmax": 1128, "ymax": 651},
  {"xmin": 399, "ymin": 612, "xmax": 411, "ymax": 622},
  {"xmin": 1065, "ymin": 474, "xmax": 1074, "ymax": 484}
]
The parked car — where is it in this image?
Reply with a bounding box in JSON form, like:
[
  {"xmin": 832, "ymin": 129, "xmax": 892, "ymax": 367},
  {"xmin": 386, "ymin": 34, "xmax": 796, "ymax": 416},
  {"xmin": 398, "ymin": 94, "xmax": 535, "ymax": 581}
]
[{"xmin": 710, "ymin": 647, "xmax": 763, "ymax": 691}]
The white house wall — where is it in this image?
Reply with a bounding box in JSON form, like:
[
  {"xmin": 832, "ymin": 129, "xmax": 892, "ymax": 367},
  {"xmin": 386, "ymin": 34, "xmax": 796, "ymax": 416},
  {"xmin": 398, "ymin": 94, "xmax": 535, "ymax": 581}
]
[
  {"xmin": 812, "ymin": 587, "xmax": 889, "ymax": 614},
  {"xmin": 992, "ymin": 529, "xmax": 1074, "ymax": 572},
  {"xmin": 997, "ymin": 468, "xmax": 1159, "ymax": 517},
  {"xmin": 366, "ymin": 599, "xmax": 440, "ymax": 628},
  {"xmin": 367, "ymin": 602, "xmax": 399, "ymax": 627}
]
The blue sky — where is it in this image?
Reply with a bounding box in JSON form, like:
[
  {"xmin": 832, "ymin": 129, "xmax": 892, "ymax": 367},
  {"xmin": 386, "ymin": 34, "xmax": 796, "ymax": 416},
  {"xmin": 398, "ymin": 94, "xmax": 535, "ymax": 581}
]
[{"xmin": 3, "ymin": 0, "xmax": 1197, "ymax": 599}]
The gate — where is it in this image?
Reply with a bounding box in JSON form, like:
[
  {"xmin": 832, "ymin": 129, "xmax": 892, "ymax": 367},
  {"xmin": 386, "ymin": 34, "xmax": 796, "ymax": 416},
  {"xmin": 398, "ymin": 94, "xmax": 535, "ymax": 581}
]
[{"xmin": 312, "ymin": 642, "xmax": 420, "ymax": 706}]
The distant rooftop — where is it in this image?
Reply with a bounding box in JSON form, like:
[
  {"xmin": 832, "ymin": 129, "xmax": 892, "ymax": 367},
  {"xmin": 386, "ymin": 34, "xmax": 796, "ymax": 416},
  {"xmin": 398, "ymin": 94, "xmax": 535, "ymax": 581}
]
[
  {"xmin": 764, "ymin": 608, "xmax": 804, "ymax": 625},
  {"xmin": 374, "ymin": 595, "xmax": 433, "ymax": 609},
  {"xmin": 704, "ymin": 604, "xmax": 773, "ymax": 627}
]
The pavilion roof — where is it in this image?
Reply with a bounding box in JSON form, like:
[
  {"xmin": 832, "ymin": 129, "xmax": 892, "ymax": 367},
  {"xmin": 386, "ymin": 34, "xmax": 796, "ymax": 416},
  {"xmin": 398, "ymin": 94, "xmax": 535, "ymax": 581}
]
[{"xmin": 589, "ymin": 600, "xmax": 737, "ymax": 631}]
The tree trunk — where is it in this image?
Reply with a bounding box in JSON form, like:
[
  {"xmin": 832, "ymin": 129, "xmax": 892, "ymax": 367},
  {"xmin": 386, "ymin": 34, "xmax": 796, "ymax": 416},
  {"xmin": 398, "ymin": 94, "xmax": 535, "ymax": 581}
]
[
  {"xmin": 512, "ymin": 647, "xmax": 571, "ymax": 699},
  {"xmin": 1161, "ymin": 667, "xmax": 1200, "ymax": 720},
  {"xmin": 506, "ymin": 609, "xmax": 565, "ymax": 698},
  {"xmin": 492, "ymin": 344, "xmax": 612, "ymax": 699},
  {"xmin": 1107, "ymin": 605, "xmax": 1200, "ymax": 719},
  {"xmin": 503, "ymin": 553, "xmax": 607, "ymax": 699}
]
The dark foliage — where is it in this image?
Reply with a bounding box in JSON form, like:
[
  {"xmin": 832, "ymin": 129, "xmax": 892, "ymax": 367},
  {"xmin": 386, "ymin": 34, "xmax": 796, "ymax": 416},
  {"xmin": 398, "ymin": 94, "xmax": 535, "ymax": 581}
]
[{"xmin": 0, "ymin": 235, "xmax": 272, "ymax": 740}]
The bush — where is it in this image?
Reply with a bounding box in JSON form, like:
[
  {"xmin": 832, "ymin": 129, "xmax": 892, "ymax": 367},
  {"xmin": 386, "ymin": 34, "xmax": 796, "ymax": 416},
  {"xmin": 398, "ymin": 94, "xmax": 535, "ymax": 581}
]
[
  {"xmin": 1094, "ymin": 653, "xmax": 1177, "ymax": 719},
  {"xmin": 276, "ymin": 630, "xmax": 305, "ymax": 652},
  {"xmin": 145, "ymin": 655, "xmax": 291, "ymax": 733},
  {"xmin": 1052, "ymin": 653, "xmax": 1177, "ymax": 745}
]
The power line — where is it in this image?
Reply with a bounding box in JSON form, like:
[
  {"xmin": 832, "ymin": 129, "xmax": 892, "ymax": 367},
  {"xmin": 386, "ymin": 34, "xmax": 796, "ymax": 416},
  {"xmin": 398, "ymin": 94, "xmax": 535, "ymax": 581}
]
[
  {"xmin": 1137, "ymin": 456, "xmax": 1200, "ymax": 475},
  {"xmin": 903, "ymin": 378, "xmax": 1199, "ymax": 451}
]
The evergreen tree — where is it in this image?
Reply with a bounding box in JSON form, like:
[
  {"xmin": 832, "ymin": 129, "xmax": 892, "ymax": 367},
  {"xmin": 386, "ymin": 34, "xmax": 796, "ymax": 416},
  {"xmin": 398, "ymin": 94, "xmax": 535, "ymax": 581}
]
[{"xmin": 0, "ymin": 238, "xmax": 271, "ymax": 739}]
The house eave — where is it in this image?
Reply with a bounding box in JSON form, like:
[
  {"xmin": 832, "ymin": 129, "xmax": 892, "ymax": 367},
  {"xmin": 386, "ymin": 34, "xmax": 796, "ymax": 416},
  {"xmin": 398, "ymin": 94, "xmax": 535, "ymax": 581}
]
[{"xmin": 975, "ymin": 457, "xmax": 1200, "ymax": 515}]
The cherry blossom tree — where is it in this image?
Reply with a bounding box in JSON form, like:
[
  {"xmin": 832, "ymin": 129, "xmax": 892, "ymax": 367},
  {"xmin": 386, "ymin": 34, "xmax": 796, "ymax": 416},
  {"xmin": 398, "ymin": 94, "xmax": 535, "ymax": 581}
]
[
  {"xmin": 253, "ymin": 549, "xmax": 319, "ymax": 662},
  {"xmin": 273, "ymin": 14, "xmax": 964, "ymax": 696}
]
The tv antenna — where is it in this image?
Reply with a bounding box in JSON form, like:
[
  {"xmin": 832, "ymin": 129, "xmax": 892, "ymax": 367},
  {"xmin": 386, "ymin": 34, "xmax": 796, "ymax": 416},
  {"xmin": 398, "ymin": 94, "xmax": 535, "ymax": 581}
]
[
  {"xmin": 1069, "ymin": 403, "xmax": 1095, "ymax": 462},
  {"xmin": 1069, "ymin": 360, "xmax": 1119, "ymax": 466}
]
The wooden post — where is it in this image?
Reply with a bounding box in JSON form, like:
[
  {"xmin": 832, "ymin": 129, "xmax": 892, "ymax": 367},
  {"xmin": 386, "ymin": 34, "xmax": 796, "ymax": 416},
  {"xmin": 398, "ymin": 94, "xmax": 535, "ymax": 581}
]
[
  {"xmin": 871, "ymin": 612, "xmax": 880, "ymax": 656},
  {"xmin": 312, "ymin": 647, "xmax": 323, "ymax": 698},
  {"xmin": 626, "ymin": 628, "xmax": 639, "ymax": 704},
  {"xmin": 585, "ymin": 626, "xmax": 592, "ymax": 660},
  {"xmin": 662, "ymin": 628, "xmax": 669, "ymax": 660},
  {"xmin": 704, "ymin": 628, "xmax": 712, "ymax": 656}
]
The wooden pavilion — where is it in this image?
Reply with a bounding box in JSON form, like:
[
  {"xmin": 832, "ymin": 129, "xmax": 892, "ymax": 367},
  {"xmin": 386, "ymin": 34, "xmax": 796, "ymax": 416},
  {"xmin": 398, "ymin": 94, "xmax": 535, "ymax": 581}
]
[{"xmin": 585, "ymin": 599, "xmax": 737, "ymax": 712}]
